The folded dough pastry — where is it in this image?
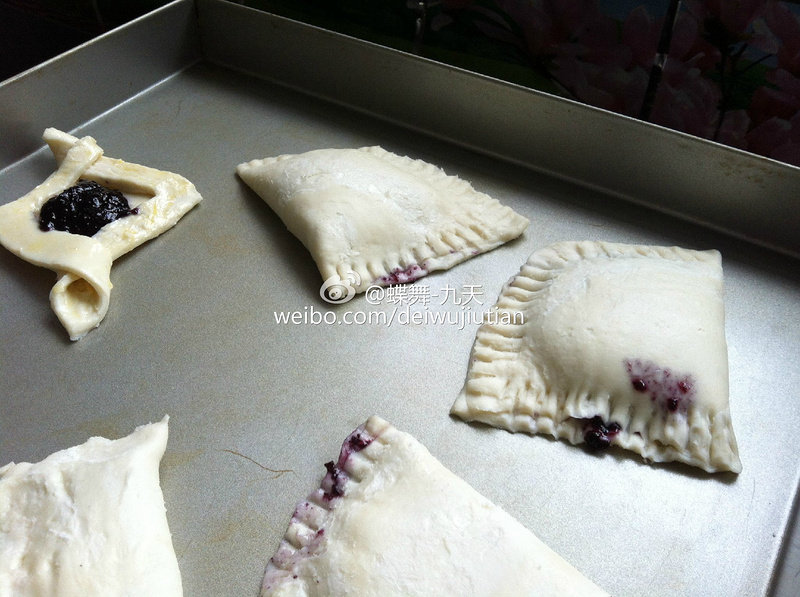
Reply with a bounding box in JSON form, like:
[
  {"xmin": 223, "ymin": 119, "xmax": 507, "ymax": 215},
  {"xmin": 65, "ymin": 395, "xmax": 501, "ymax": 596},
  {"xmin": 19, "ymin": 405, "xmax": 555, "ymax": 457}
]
[
  {"xmin": 262, "ymin": 415, "xmax": 608, "ymax": 596},
  {"xmin": 451, "ymin": 241, "xmax": 741, "ymax": 473},
  {"xmin": 0, "ymin": 417, "xmax": 182, "ymax": 597},
  {"xmin": 237, "ymin": 147, "xmax": 528, "ymax": 300},
  {"xmin": 0, "ymin": 128, "xmax": 202, "ymax": 340}
]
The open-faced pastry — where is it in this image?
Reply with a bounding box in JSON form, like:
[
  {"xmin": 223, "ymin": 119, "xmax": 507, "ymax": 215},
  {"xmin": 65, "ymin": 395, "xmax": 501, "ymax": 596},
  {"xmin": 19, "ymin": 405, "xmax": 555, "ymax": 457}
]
[
  {"xmin": 262, "ymin": 415, "xmax": 608, "ymax": 596},
  {"xmin": 0, "ymin": 128, "xmax": 202, "ymax": 340},
  {"xmin": 237, "ymin": 147, "xmax": 528, "ymax": 300},
  {"xmin": 0, "ymin": 417, "xmax": 182, "ymax": 597},
  {"xmin": 451, "ymin": 241, "xmax": 741, "ymax": 473}
]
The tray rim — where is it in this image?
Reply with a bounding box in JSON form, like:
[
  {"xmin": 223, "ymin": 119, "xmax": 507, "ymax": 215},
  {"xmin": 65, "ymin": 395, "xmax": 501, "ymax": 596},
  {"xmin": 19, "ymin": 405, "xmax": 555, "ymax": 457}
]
[
  {"xmin": 3, "ymin": 0, "xmax": 798, "ymax": 260},
  {"xmin": 0, "ymin": 0, "xmax": 798, "ymax": 592},
  {"xmin": 195, "ymin": 0, "xmax": 800, "ymax": 262},
  {"xmin": 0, "ymin": 0, "xmax": 202, "ymax": 172}
]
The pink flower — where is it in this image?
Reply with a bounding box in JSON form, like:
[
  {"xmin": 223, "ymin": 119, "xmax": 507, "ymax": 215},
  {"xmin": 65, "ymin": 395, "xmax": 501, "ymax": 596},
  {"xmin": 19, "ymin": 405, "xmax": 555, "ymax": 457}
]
[
  {"xmin": 622, "ymin": 6, "xmax": 659, "ymax": 69},
  {"xmin": 744, "ymin": 5, "xmax": 800, "ymax": 165},
  {"xmin": 761, "ymin": 2, "xmax": 800, "ymax": 75},
  {"xmin": 433, "ymin": 0, "xmax": 800, "ymax": 166},
  {"xmin": 650, "ymin": 61, "xmax": 722, "ymax": 139},
  {"xmin": 750, "ymin": 73, "xmax": 800, "ymax": 125},
  {"xmin": 716, "ymin": 109, "xmax": 751, "ymax": 149},
  {"xmin": 746, "ymin": 113, "xmax": 800, "ymax": 166},
  {"xmin": 685, "ymin": 0, "xmax": 766, "ymax": 42},
  {"xmin": 551, "ymin": 54, "xmax": 648, "ymax": 115}
]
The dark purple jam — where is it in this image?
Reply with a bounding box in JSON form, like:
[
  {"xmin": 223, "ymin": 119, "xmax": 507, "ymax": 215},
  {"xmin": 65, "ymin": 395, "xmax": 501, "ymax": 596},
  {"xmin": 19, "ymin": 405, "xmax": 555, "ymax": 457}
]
[
  {"xmin": 377, "ymin": 263, "xmax": 427, "ymax": 285},
  {"xmin": 583, "ymin": 416, "xmax": 622, "ymax": 451},
  {"xmin": 39, "ymin": 180, "xmax": 138, "ymax": 237},
  {"xmin": 320, "ymin": 426, "xmax": 375, "ymax": 502},
  {"xmin": 347, "ymin": 429, "xmax": 372, "ymax": 452},
  {"xmin": 624, "ymin": 358, "xmax": 696, "ymax": 414},
  {"xmin": 322, "ymin": 461, "xmax": 345, "ymax": 500}
]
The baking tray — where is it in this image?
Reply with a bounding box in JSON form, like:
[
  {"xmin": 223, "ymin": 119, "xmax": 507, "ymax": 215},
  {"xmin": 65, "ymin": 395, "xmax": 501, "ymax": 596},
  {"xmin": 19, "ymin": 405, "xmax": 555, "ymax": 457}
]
[{"xmin": 1, "ymin": 1, "xmax": 799, "ymax": 596}]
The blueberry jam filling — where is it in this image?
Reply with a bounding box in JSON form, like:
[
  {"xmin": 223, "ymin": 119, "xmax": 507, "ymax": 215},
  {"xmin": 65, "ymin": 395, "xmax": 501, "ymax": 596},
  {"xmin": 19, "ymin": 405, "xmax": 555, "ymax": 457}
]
[
  {"xmin": 583, "ymin": 416, "xmax": 622, "ymax": 452},
  {"xmin": 39, "ymin": 180, "xmax": 138, "ymax": 237},
  {"xmin": 322, "ymin": 461, "xmax": 345, "ymax": 500},
  {"xmin": 320, "ymin": 426, "xmax": 375, "ymax": 502},
  {"xmin": 264, "ymin": 425, "xmax": 379, "ymax": 588},
  {"xmin": 625, "ymin": 358, "xmax": 696, "ymax": 414},
  {"xmin": 377, "ymin": 263, "xmax": 427, "ymax": 285},
  {"xmin": 346, "ymin": 429, "xmax": 372, "ymax": 452}
]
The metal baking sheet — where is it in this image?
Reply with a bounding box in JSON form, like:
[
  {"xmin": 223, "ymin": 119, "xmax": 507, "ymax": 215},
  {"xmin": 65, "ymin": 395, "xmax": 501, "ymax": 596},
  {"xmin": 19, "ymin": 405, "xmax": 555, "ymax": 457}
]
[{"xmin": 2, "ymin": 1, "xmax": 799, "ymax": 596}]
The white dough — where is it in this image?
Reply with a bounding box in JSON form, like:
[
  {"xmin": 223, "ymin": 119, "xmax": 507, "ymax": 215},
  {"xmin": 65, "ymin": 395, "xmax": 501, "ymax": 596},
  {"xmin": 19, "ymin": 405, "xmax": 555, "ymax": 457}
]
[
  {"xmin": 262, "ymin": 416, "xmax": 608, "ymax": 596},
  {"xmin": 0, "ymin": 417, "xmax": 182, "ymax": 597},
  {"xmin": 237, "ymin": 147, "xmax": 528, "ymax": 296},
  {"xmin": 451, "ymin": 241, "xmax": 741, "ymax": 473}
]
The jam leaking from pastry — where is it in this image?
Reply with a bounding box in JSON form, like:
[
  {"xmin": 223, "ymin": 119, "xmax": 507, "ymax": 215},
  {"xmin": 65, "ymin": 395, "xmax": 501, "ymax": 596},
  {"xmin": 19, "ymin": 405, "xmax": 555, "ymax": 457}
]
[
  {"xmin": 265, "ymin": 424, "xmax": 378, "ymax": 586},
  {"xmin": 451, "ymin": 241, "xmax": 741, "ymax": 473},
  {"xmin": 321, "ymin": 427, "xmax": 374, "ymax": 501},
  {"xmin": 583, "ymin": 360, "xmax": 698, "ymax": 451},
  {"xmin": 582, "ymin": 416, "xmax": 622, "ymax": 451},
  {"xmin": 236, "ymin": 147, "xmax": 529, "ymax": 297},
  {"xmin": 375, "ymin": 263, "xmax": 428, "ymax": 286},
  {"xmin": 262, "ymin": 416, "xmax": 611, "ymax": 596},
  {"xmin": 625, "ymin": 358, "xmax": 696, "ymax": 414},
  {"xmin": 39, "ymin": 180, "xmax": 138, "ymax": 237}
]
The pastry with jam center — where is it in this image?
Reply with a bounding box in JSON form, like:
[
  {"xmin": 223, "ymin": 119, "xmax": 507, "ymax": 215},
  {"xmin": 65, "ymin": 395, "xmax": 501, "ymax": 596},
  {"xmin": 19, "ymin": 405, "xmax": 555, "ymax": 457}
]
[
  {"xmin": 0, "ymin": 128, "xmax": 202, "ymax": 340},
  {"xmin": 39, "ymin": 180, "xmax": 138, "ymax": 237}
]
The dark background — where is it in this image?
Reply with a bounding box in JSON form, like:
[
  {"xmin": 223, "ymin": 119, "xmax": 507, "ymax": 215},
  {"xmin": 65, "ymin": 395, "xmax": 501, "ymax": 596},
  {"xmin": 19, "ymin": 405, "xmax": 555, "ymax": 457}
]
[
  {"xmin": 0, "ymin": 0, "xmax": 169, "ymax": 80},
  {"xmin": 2, "ymin": 0, "xmax": 798, "ymax": 167}
]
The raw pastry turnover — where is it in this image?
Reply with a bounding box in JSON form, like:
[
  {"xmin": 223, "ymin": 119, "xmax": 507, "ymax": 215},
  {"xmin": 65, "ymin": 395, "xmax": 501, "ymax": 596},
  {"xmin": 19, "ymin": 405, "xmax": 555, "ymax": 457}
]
[
  {"xmin": 0, "ymin": 128, "xmax": 202, "ymax": 340},
  {"xmin": 0, "ymin": 417, "xmax": 182, "ymax": 597},
  {"xmin": 451, "ymin": 241, "xmax": 741, "ymax": 474},
  {"xmin": 261, "ymin": 416, "xmax": 609, "ymax": 596},
  {"xmin": 237, "ymin": 147, "xmax": 528, "ymax": 298}
]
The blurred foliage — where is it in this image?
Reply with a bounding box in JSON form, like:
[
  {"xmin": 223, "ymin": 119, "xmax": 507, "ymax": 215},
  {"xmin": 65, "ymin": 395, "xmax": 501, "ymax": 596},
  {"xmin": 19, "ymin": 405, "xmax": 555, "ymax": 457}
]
[
  {"xmin": 242, "ymin": 0, "xmax": 800, "ymax": 165},
  {"xmin": 5, "ymin": 0, "xmax": 798, "ymax": 164}
]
